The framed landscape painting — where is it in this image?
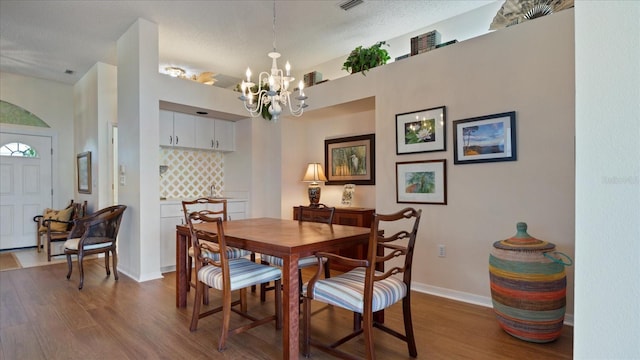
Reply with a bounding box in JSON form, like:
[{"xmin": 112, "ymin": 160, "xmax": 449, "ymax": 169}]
[
  {"xmin": 396, "ymin": 106, "xmax": 446, "ymax": 154},
  {"xmin": 325, "ymin": 134, "xmax": 375, "ymax": 185},
  {"xmin": 453, "ymin": 111, "xmax": 517, "ymax": 164},
  {"xmin": 396, "ymin": 159, "xmax": 447, "ymax": 205}
]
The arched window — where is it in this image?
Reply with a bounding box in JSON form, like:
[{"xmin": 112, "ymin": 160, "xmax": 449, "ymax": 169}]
[{"xmin": 0, "ymin": 142, "xmax": 39, "ymax": 158}]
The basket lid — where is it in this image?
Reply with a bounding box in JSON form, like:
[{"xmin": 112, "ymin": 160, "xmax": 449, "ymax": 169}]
[{"xmin": 493, "ymin": 222, "xmax": 555, "ymax": 251}]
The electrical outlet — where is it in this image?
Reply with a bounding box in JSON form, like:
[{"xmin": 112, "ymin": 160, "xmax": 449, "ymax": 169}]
[{"xmin": 438, "ymin": 244, "xmax": 446, "ymax": 258}]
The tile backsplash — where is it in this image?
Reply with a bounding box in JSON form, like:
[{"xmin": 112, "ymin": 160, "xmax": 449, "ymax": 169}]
[{"xmin": 159, "ymin": 148, "xmax": 224, "ymax": 199}]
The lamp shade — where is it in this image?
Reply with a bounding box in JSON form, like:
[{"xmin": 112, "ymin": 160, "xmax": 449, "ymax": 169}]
[{"xmin": 302, "ymin": 163, "xmax": 328, "ymax": 183}]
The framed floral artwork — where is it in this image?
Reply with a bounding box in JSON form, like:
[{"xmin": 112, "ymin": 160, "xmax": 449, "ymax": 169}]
[{"xmin": 396, "ymin": 106, "xmax": 446, "ymax": 154}]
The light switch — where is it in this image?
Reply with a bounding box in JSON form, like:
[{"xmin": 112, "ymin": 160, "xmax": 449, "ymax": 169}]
[{"xmin": 119, "ymin": 175, "xmax": 126, "ymax": 186}]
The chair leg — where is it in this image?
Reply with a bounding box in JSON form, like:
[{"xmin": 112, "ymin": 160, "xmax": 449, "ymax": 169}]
[
  {"xmin": 274, "ymin": 279, "xmax": 282, "ymax": 330},
  {"xmin": 302, "ymin": 297, "xmax": 311, "ymax": 356},
  {"xmin": 105, "ymin": 250, "xmax": 111, "ymax": 276},
  {"xmin": 37, "ymin": 233, "xmax": 42, "ymax": 253},
  {"xmin": 46, "ymin": 237, "xmax": 52, "ymax": 262},
  {"xmin": 112, "ymin": 249, "xmax": 119, "ymax": 281},
  {"xmin": 77, "ymin": 253, "xmax": 85, "ymax": 289},
  {"xmin": 363, "ymin": 309, "xmax": 375, "ymax": 360},
  {"xmin": 403, "ymin": 296, "xmax": 417, "ymax": 357},
  {"xmin": 218, "ymin": 285, "xmax": 233, "ymax": 352},
  {"xmin": 190, "ymin": 280, "xmax": 204, "ymax": 331},
  {"xmin": 324, "ymin": 259, "xmax": 331, "ymax": 279},
  {"xmin": 187, "ymin": 255, "xmax": 193, "ymax": 292},
  {"xmin": 66, "ymin": 254, "xmax": 73, "ymax": 279},
  {"xmin": 239, "ymin": 288, "xmax": 247, "ymax": 313}
]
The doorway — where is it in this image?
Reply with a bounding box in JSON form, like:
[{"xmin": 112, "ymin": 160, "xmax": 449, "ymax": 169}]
[{"xmin": 0, "ymin": 132, "xmax": 53, "ymax": 250}]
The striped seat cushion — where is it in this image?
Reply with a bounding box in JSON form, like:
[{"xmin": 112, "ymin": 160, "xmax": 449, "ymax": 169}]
[
  {"xmin": 302, "ymin": 267, "xmax": 407, "ymax": 313},
  {"xmin": 64, "ymin": 238, "xmax": 112, "ymax": 251},
  {"xmin": 189, "ymin": 240, "xmax": 252, "ymax": 261},
  {"xmin": 198, "ymin": 258, "xmax": 281, "ymax": 291},
  {"xmin": 261, "ymin": 254, "xmax": 326, "ymax": 268}
]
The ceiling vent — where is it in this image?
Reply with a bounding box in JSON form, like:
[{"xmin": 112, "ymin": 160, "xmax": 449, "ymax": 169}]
[{"xmin": 338, "ymin": 0, "xmax": 364, "ymax": 11}]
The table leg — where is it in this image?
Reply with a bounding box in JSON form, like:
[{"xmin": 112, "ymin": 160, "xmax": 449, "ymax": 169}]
[
  {"xmin": 282, "ymin": 254, "xmax": 300, "ymax": 360},
  {"xmin": 176, "ymin": 231, "xmax": 188, "ymax": 308}
]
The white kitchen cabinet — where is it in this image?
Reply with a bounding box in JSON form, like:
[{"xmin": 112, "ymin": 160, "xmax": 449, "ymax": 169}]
[
  {"xmin": 159, "ymin": 110, "xmax": 174, "ymax": 147},
  {"xmin": 194, "ymin": 116, "xmax": 235, "ymax": 152},
  {"xmin": 214, "ymin": 119, "xmax": 235, "ymax": 152},
  {"xmin": 159, "ymin": 203, "xmax": 184, "ymax": 272},
  {"xmin": 159, "ymin": 110, "xmax": 196, "ymax": 148},
  {"xmin": 172, "ymin": 112, "xmax": 196, "ymax": 148},
  {"xmin": 194, "ymin": 116, "xmax": 215, "ymax": 150}
]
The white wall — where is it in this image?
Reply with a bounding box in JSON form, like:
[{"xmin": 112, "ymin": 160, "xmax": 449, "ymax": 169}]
[
  {"xmin": 574, "ymin": 1, "xmax": 640, "ymax": 358},
  {"xmin": 73, "ymin": 62, "xmax": 117, "ymax": 211},
  {"xmin": 116, "ymin": 18, "xmax": 163, "ymax": 282},
  {"xmin": 297, "ymin": 1, "xmax": 503, "ymax": 85},
  {"xmin": 279, "ymin": 9, "xmax": 576, "ymax": 316},
  {"xmin": 0, "ymin": 72, "xmax": 74, "ymax": 208}
]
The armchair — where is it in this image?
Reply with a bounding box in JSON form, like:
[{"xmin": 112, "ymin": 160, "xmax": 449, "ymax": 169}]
[
  {"xmin": 64, "ymin": 205, "xmax": 126, "ymax": 289},
  {"xmin": 33, "ymin": 200, "xmax": 87, "ymax": 261}
]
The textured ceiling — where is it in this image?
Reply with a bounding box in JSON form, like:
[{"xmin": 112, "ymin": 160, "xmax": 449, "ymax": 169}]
[{"xmin": 0, "ymin": 0, "xmax": 497, "ymax": 87}]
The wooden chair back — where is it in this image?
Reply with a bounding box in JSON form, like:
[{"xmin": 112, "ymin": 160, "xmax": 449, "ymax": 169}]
[
  {"xmin": 182, "ymin": 198, "xmax": 227, "ymax": 224},
  {"xmin": 185, "ymin": 211, "xmax": 227, "ymax": 280},
  {"xmin": 69, "ymin": 204, "xmax": 126, "ymax": 245},
  {"xmin": 366, "ymin": 207, "xmax": 421, "ymax": 297}
]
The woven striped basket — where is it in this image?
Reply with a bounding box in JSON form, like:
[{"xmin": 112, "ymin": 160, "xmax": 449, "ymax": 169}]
[{"xmin": 489, "ymin": 222, "xmax": 572, "ymax": 343}]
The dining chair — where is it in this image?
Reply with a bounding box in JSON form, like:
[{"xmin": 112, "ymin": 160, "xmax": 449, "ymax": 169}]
[
  {"xmin": 64, "ymin": 204, "xmax": 127, "ymax": 289},
  {"xmin": 187, "ymin": 211, "xmax": 282, "ymax": 351},
  {"xmin": 33, "ymin": 199, "xmax": 88, "ymax": 261},
  {"xmin": 260, "ymin": 204, "xmax": 335, "ymax": 302},
  {"xmin": 302, "ymin": 207, "xmax": 422, "ymax": 360},
  {"xmin": 182, "ymin": 198, "xmax": 252, "ymax": 294}
]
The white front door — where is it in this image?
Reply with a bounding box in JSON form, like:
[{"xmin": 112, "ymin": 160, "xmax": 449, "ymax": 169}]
[{"xmin": 0, "ymin": 133, "xmax": 53, "ymax": 250}]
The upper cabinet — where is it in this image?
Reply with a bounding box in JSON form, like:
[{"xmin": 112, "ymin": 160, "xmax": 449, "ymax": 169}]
[
  {"xmin": 159, "ymin": 110, "xmax": 195, "ymax": 148},
  {"xmin": 160, "ymin": 109, "xmax": 234, "ymax": 152},
  {"xmin": 214, "ymin": 119, "xmax": 235, "ymax": 152}
]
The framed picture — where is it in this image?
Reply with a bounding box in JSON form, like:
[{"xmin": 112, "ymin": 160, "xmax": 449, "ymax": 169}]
[
  {"xmin": 77, "ymin": 151, "xmax": 92, "ymax": 194},
  {"xmin": 396, "ymin": 106, "xmax": 446, "ymax": 154},
  {"xmin": 453, "ymin": 111, "xmax": 517, "ymax": 165},
  {"xmin": 396, "ymin": 159, "xmax": 447, "ymax": 205},
  {"xmin": 325, "ymin": 134, "xmax": 375, "ymax": 185}
]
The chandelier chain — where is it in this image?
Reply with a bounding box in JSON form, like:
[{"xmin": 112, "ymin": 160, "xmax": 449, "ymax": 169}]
[{"xmin": 272, "ymin": 0, "xmax": 277, "ymax": 52}]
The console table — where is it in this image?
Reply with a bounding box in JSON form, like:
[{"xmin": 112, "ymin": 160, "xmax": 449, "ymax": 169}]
[{"xmin": 293, "ymin": 206, "xmax": 374, "ymax": 271}]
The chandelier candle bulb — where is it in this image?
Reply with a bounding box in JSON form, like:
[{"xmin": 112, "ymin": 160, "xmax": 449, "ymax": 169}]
[
  {"xmin": 246, "ymin": 68, "xmax": 251, "ymax": 82},
  {"xmin": 286, "ymin": 61, "xmax": 291, "ymax": 76}
]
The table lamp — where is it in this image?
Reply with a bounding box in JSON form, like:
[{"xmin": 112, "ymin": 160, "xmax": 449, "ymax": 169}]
[{"xmin": 302, "ymin": 163, "xmax": 328, "ymax": 206}]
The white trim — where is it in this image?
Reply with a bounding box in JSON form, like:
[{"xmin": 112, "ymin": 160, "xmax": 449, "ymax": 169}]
[{"xmin": 411, "ymin": 281, "xmax": 574, "ymax": 326}]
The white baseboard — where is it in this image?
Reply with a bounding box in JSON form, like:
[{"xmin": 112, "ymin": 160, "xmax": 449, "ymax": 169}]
[{"xmin": 411, "ymin": 281, "xmax": 574, "ymax": 326}]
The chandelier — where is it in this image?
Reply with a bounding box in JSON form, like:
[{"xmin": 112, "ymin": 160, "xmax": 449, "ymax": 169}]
[{"xmin": 238, "ymin": 0, "xmax": 307, "ymax": 122}]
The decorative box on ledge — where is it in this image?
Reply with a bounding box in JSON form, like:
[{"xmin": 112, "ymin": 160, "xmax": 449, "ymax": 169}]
[
  {"xmin": 411, "ymin": 30, "xmax": 441, "ymax": 55},
  {"xmin": 303, "ymin": 71, "xmax": 323, "ymax": 88}
]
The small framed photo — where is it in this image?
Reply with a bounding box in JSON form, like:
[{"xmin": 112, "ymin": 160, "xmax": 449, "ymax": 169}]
[
  {"xmin": 325, "ymin": 134, "xmax": 375, "ymax": 185},
  {"xmin": 396, "ymin": 159, "xmax": 447, "ymax": 205},
  {"xmin": 453, "ymin": 111, "xmax": 517, "ymax": 165},
  {"xmin": 396, "ymin": 106, "xmax": 446, "ymax": 154},
  {"xmin": 77, "ymin": 151, "xmax": 92, "ymax": 194}
]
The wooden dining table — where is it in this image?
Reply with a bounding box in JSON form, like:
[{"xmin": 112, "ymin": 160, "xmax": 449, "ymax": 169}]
[{"xmin": 175, "ymin": 217, "xmax": 371, "ymax": 360}]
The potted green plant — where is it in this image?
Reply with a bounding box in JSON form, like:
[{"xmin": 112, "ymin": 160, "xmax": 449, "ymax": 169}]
[{"xmin": 342, "ymin": 41, "xmax": 390, "ymax": 76}]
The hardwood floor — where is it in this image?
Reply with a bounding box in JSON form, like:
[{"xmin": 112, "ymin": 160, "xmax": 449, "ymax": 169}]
[{"xmin": 0, "ymin": 258, "xmax": 573, "ymax": 359}]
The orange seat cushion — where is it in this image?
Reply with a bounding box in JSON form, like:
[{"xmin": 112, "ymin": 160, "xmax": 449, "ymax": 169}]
[{"xmin": 39, "ymin": 207, "xmax": 74, "ymax": 232}]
